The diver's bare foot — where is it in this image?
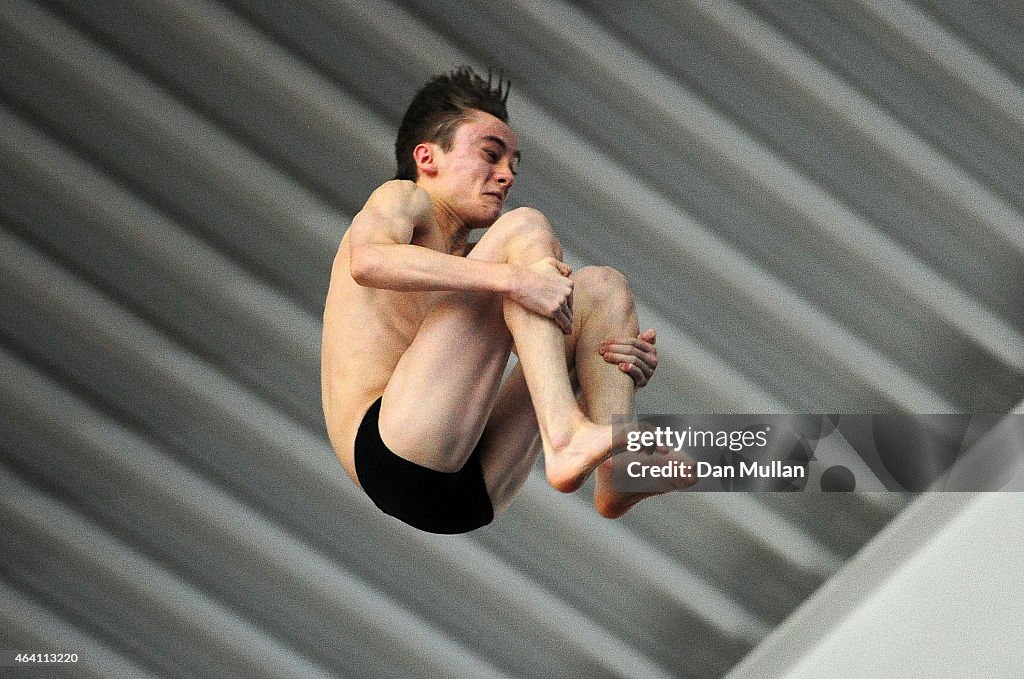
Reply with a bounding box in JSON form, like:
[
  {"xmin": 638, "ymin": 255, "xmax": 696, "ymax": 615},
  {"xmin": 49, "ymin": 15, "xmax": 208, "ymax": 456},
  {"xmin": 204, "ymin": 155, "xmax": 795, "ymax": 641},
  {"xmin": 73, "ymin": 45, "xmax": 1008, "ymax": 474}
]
[
  {"xmin": 544, "ymin": 421, "xmax": 614, "ymax": 493},
  {"xmin": 593, "ymin": 454, "xmax": 697, "ymax": 518}
]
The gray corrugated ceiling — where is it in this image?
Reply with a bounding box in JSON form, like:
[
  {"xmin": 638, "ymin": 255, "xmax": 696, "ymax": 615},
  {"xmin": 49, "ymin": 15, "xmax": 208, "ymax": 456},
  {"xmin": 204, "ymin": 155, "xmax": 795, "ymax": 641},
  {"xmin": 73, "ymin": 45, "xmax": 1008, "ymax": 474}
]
[{"xmin": 1, "ymin": 0, "xmax": 1021, "ymax": 677}]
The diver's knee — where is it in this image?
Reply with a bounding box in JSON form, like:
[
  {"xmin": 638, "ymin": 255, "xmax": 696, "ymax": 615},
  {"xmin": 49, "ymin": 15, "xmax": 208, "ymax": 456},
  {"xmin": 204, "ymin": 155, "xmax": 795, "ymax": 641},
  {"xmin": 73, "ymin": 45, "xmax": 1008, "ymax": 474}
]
[
  {"xmin": 574, "ymin": 266, "xmax": 633, "ymax": 306},
  {"xmin": 499, "ymin": 207, "xmax": 552, "ymax": 231},
  {"xmin": 495, "ymin": 208, "xmax": 562, "ymax": 260}
]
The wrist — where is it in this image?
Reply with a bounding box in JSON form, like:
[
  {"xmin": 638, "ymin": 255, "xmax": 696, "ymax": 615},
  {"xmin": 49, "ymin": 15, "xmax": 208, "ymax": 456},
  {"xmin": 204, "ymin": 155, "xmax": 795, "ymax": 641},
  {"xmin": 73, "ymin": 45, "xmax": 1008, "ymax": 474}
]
[{"xmin": 498, "ymin": 263, "xmax": 520, "ymax": 298}]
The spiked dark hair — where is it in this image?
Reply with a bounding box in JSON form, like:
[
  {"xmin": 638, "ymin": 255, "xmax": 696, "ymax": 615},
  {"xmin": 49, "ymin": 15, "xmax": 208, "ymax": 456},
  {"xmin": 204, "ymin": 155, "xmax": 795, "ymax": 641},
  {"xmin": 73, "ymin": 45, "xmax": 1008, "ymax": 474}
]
[{"xmin": 394, "ymin": 67, "xmax": 511, "ymax": 181}]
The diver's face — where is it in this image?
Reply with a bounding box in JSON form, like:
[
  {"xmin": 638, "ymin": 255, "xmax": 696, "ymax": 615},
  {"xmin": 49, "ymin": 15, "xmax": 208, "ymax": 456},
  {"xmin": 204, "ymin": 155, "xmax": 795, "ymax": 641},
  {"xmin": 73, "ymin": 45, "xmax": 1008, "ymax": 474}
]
[{"xmin": 420, "ymin": 110, "xmax": 519, "ymax": 227}]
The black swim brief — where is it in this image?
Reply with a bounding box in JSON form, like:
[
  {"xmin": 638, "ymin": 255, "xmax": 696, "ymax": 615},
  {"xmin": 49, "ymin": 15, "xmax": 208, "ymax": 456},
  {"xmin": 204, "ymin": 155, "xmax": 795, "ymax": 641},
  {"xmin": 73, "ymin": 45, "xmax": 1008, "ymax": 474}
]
[{"xmin": 353, "ymin": 397, "xmax": 494, "ymax": 534}]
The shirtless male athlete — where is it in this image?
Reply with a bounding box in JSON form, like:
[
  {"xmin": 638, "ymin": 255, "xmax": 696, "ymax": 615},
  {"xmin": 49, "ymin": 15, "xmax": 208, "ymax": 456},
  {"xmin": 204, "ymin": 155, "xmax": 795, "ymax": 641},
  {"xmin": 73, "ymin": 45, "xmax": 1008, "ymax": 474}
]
[{"xmin": 322, "ymin": 68, "xmax": 671, "ymax": 534}]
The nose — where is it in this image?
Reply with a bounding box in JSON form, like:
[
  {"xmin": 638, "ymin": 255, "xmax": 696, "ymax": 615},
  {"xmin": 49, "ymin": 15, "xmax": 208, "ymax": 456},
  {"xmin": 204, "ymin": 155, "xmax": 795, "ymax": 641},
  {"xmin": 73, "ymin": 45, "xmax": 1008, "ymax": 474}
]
[{"xmin": 496, "ymin": 162, "xmax": 515, "ymax": 187}]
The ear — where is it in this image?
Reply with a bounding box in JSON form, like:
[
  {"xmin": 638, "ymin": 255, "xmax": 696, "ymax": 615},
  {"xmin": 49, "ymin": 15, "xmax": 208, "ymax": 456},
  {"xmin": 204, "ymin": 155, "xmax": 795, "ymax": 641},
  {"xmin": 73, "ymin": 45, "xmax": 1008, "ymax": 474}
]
[{"xmin": 412, "ymin": 142, "xmax": 441, "ymax": 177}]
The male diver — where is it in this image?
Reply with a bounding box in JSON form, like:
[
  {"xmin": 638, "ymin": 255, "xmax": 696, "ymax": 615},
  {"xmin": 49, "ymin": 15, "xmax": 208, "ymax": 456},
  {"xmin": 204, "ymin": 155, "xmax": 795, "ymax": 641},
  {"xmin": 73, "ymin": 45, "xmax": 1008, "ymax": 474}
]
[{"xmin": 322, "ymin": 68, "xmax": 671, "ymax": 533}]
